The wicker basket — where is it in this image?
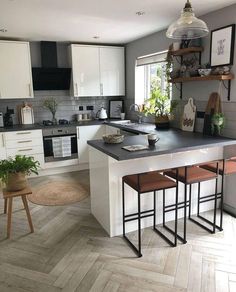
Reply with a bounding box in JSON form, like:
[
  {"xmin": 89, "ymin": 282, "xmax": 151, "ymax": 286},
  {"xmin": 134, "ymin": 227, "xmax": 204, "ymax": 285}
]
[{"xmin": 102, "ymin": 134, "xmax": 124, "ymax": 144}]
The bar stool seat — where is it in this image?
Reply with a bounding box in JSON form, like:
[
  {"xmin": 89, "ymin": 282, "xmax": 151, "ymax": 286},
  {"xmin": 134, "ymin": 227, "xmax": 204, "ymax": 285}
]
[
  {"xmin": 123, "ymin": 171, "xmax": 176, "ymax": 193},
  {"xmin": 122, "ymin": 170, "xmax": 180, "ymax": 257},
  {"xmin": 164, "ymin": 166, "xmax": 217, "ymax": 184},
  {"xmin": 164, "ymin": 163, "xmax": 222, "ymax": 239},
  {"xmin": 201, "ymin": 160, "xmax": 236, "ymax": 175}
]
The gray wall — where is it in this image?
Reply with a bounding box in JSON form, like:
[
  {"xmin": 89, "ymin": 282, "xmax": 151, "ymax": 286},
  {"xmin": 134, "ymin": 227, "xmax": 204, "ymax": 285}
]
[
  {"xmin": 0, "ymin": 42, "xmax": 122, "ymax": 124},
  {"xmin": 125, "ymin": 4, "xmax": 236, "ymax": 137}
]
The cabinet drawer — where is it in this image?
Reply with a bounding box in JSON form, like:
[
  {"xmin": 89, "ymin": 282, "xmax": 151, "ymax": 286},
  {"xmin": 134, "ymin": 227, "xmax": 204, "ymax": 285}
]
[
  {"xmin": 6, "ymin": 145, "xmax": 43, "ymax": 157},
  {"xmin": 5, "ymin": 129, "xmax": 42, "ymax": 141},
  {"xmin": 5, "ymin": 137, "xmax": 43, "ymax": 149}
]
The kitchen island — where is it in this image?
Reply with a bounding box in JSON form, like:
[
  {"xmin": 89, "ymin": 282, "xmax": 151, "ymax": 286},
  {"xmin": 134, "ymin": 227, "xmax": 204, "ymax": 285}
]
[{"xmin": 88, "ymin": 128, "xmax": 236, "ymax": 237}]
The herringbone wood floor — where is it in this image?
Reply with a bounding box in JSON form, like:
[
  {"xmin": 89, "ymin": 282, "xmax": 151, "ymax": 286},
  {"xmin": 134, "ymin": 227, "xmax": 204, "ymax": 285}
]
[{"xmin": 0, "ymin": 170, "xmax": 236, "ymax": 292}]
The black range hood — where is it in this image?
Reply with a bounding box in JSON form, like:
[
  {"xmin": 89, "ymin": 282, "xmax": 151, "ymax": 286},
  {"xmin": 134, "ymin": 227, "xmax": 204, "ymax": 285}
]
[{"xmin": 32, "ymin": 42, "xmax": 71, "ymax": 91}]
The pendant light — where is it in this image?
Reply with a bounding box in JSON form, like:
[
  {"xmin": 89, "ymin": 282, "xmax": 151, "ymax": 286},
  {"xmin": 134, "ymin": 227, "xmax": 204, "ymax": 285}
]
[{"xmin": 166, "ymin": 0, "xmax": 209, "ymax": 40}]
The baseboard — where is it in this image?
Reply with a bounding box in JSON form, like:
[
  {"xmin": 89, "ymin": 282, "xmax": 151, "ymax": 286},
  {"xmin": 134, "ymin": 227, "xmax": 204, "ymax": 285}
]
[{"xmin": 223, "ymin": 203, "xmax": 236, "ymax": 218}]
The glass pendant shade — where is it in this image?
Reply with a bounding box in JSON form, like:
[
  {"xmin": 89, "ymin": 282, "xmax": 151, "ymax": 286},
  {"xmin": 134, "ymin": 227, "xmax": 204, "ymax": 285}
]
[{"xmin": 166, "ymin": 0, "xmax": 209, "ymax": 40}]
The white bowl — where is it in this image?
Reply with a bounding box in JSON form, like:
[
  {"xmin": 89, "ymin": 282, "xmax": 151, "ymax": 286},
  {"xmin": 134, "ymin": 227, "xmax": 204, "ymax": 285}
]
[{"xmin": 198, "ymin": 69, "xmax": 212, "ymax": 76}]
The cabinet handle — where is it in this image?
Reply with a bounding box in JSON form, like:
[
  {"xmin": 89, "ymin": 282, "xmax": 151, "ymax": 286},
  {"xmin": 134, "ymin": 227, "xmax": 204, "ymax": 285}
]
[
  {"xmin": 28, "ymin": 84, "xmax": 32, "ymax": 97},
  {"xmin": 16, "ymin": 132, "xmax": 31, "ymax": 135},
  {"xmin": 17, "ymin": 140, "xmax": 32, "ymax": 143},
  {"xmin": 18, "ymin": 148, "xmax": 33, "ymax": 152},
  {"xmin": 100, "ymin": 84, "xmax": 103, "ymax": 96},
  {"xmin": 1, "ymin": 134, "xmax": 5, "ymax": 147},
  {"xmin": 75, "ymin": 83, "xmax": 79, "ymax": 96}
]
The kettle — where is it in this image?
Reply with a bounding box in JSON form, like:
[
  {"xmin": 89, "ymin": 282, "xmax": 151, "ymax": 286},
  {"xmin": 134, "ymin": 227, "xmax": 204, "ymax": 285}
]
[{"xmin": 97, "ymin": 107, "xmax": 108, "ymax": 120}]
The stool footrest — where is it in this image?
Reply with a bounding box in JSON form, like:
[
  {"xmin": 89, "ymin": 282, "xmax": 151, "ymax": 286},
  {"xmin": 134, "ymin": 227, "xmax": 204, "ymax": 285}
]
[
  {"xmin": 153, "ymin": 227, "xmax": 176, "ymax": 247},
  {"xmin": 163, "ymin": 224, "xmax": 187, "ymax": 244},
  {"xmin": 123, "ymin": 235, "xmax": 142, "ymax": 257},
  {"xmin": 124, "ymin": 209, "xmax": 154, "ymax": 223}
]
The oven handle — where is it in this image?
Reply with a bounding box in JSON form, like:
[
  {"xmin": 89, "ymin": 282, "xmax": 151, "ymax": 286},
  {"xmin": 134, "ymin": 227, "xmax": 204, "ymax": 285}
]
[{"xmin": 43, "ymin": 135, "xmax": 76, "ymax": 141}]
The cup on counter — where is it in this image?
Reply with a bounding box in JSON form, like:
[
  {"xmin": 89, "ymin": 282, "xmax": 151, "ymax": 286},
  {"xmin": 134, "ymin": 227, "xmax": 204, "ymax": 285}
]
[
  {"xmin": 83, "ymin": 113, "xmax": 88, "ymax": 120},
  {"xmin": 77, "ymin": 114, "xmax": 83, "ymax": 121},
  {"xmin": 147, "ymin": 133, "xmax": 159, "ymax": 147},
  {"xmin": 120, "ymin": 112, "xmax": 125, "ymax": 120}
]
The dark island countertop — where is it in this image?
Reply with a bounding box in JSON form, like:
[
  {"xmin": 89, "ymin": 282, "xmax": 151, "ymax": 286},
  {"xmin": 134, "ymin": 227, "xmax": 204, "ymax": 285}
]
[{"xmin": 87, "ymin": 128, "xmax": 236, "ymax": 161}]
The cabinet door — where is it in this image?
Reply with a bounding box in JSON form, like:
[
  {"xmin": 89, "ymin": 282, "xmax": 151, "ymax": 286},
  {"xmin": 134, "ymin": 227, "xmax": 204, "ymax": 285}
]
[
  {"xmin": 0, "ymin": 41, "xmax": 33, "ymax": 99},
  {"xmin": 71, "ymin": 45, "xmax": 100, "ymax": 97},
  {"xmin": 100, "ymin": 47, "xmax": 125, "ymax": 96},
  {"xmin": 0, "ymin": 133, "xmax": 6, "ymax": 159},
  {"xmin": 77, "ymin": 125, "xmax": 105, "ymax": 164}
]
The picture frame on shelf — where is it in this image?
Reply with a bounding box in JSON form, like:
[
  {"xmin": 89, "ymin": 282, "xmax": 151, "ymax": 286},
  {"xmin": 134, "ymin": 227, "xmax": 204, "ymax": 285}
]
[
  {"xmin": 210, "ymin": 24, "xmax": 235, "ymax": 67},
  {"xmin": 109, "ymin": 100, "xmax": 124, "ymax": 119}
]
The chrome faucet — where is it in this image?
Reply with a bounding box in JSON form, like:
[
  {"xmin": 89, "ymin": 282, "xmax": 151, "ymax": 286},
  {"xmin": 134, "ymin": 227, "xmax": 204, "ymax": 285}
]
[{"xmin": 129, "ymin": 103, "xmax": 142, "ymax": 124}]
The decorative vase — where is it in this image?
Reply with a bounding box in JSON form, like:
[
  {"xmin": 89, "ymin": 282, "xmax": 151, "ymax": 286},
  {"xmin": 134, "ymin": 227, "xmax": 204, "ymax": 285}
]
[
  {"xmin": 155, "ymin": 115, "xmax": 170, "ymax": 129},
  {"xmin": 52, "ymin": 112, "xmax": 57, "ymax": 125},
  {"xmin": 6, "ymin": 172, "xmax": 27, "ymax": 191}
]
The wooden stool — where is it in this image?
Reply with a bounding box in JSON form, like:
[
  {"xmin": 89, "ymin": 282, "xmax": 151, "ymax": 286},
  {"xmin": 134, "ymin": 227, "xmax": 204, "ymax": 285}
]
[{"xmin": 3, "ymin": 186, "xmax": 34, "ymax": 238}]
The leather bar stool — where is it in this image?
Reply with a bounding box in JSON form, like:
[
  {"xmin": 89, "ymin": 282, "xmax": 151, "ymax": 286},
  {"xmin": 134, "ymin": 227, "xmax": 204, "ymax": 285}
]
[
  {"xmin": 164, "ymin": 163, "xmax": 219, "ymax": 241},
  {"xmin": 122, "ymin": 170, "xmax": 180, "ymax": 257},
  {"xmin": 200, "ymin": 158, "xmax": 236, "ymax": 229}
]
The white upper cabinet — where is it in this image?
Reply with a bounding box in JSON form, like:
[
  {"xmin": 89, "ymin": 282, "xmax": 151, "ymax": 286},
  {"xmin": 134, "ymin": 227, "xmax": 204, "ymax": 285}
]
[
  {"xmin": 100, "ymin": 47, "xmax": 125, "ymax": 96},
  {"xmin": 0, "ymin": 41, "xmax": 33, "ymax": 99},
  {"xmin": 70, "ymin": 45, "xmax": 100, "ymax": 97},
  {"xmin": 70, "ymin": 45, "xmax": 125, "ymax": 97}
]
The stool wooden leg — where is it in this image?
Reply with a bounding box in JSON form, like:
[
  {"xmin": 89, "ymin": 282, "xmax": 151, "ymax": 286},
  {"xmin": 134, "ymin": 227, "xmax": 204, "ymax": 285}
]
[
  {"xmin": 21, "ymin": 195, "xmax": 34, "ymax": 233},
  {"xmin": 7, "ymin": 198, "xmax": 13, "ymax": 238},
  {"xmin": 4, "ymin": 198, "xmax": 7, "ymax": 214}
]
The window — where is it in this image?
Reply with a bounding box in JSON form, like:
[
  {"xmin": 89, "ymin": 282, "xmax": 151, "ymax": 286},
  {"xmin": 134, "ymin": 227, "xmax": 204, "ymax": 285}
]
[{"xmin": 135, "ymin": 51, "xmax": 171, "ymax": 105}]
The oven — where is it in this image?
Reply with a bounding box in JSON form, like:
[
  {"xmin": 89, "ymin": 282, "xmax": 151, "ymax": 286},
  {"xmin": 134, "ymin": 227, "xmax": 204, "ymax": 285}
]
[{"xmin": 42, "ymin": 126, "xmax": 78, "ymax": 162}]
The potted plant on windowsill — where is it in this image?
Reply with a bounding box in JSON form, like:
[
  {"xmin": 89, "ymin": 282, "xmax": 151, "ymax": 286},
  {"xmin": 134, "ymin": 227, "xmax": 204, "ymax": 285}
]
[
  {"xmin": 143, "ymin": 88, "xmax": 177, "ymax": 129},
  {"xmin": 211, "ymin": 113, "xmax": 225, "ymax": 136},
  {"xmin": 0, "ymin": 155, "xmax": 40, "ymax": 191}
]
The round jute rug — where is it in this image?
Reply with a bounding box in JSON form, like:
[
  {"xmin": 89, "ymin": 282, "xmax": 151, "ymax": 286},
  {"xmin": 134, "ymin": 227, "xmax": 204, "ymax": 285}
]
[{"xmin": 28, "ymin": 181, "xmax": 89, "ymax": 206}]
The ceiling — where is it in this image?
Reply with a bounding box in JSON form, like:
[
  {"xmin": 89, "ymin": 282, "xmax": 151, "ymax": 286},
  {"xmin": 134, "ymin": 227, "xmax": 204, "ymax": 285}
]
[{"xmin": 1, "ymin": 0, "xmax": 236, "ymax": 44}]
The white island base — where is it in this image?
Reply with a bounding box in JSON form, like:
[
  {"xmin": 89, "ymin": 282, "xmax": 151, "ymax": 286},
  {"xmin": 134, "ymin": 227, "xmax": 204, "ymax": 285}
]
[{"xmin": 89, "ymin": 146, "xmax": 223, "ymax": 237}]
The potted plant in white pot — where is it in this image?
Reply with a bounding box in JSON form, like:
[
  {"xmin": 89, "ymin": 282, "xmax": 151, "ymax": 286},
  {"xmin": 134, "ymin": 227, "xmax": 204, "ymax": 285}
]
[
  {"xmin": 211, "ymin": 113, "xmax": 225, "ymax": 136},
  {"xmin": 0, "ymin": 155, "xmax": 40, "ymax": 191},
  {"xmin": 143, "ymin": 88, "xmax": 177, "ymax": 129}
]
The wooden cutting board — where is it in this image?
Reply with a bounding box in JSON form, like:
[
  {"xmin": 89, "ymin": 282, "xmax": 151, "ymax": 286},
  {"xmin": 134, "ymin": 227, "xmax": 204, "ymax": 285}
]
[{"xmin": 181, "ymin": 98, "xmax": 196, "ymax": 132}]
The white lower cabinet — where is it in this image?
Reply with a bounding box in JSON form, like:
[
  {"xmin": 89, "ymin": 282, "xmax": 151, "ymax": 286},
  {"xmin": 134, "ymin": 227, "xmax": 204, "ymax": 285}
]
[
  {"xmin": 77, "ymin": 125, "xmax": 105, "ymax": 164},
  {"xmin": 0, "ymin": 133, "xmax": 6, "ymax": 159},
  {"xmin": 5, "ymin": 129, "xmax": 45, "ymax": 169}
]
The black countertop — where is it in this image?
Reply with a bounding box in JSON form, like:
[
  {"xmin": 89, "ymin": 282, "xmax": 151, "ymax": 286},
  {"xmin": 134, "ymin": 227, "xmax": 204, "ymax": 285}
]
[
  {"xmin": 0, "ymin": 120, "xmax": 107, "ymax": 132},
  {"xmin": 87, "ymin": 128, "xmax": 236, "ymax": 161}
]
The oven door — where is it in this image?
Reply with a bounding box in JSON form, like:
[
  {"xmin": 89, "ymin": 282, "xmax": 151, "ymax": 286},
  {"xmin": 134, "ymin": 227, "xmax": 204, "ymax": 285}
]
[{"xmin": 43, "ymin": 134, "xmax": 78, "ymax": 162}]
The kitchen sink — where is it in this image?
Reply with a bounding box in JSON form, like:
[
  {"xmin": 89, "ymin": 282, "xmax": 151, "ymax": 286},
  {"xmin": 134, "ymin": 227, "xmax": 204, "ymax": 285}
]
[{"xmin": 111, "ymin": 120, "xmax": 139, "ymax": 127}]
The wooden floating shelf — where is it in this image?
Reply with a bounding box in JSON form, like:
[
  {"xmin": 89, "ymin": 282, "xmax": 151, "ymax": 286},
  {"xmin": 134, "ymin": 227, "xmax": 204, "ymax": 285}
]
[
  {"xmin": 170, "ymin": 47, "xmax": 204, "ymax": 56},
  {"xmin": 170, "ymin": 74, "xmax": 234, "ymax": 83}
]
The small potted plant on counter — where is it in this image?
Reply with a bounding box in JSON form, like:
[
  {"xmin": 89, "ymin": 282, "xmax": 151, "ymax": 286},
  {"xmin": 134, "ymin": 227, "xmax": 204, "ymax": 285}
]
[
  {"xmin": 143, "ymin": 88, "xmax": 177, "ymax": 129},
  {"xmin": 0, "ymin": 155, "xmax": 40, "ymax": 191},
  {"xmin": 43, "ymin": 97, "xmax": 58, "ymax": 125},
  {"xmin": 211, "ymin": 113, "xmax": 225, "ymax": 136}
]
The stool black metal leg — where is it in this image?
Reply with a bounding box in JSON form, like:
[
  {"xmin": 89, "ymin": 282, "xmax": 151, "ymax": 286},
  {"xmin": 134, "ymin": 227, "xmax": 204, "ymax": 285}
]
[
  {"xmin": 122, "ymin": 179, "xmax": 125, "ymax": 237},
  {"xmin": 220, "ymin": 160, "xmax": 225, "ymax": 230},
  {"xmin": 153, "ymin": 191, "xmax": 156, "ymax": 229},
  {"xmin": 189, "ymin": 184, "xmax": 192, "ymax": 219},
  {"xmin": 213, "ymin": 176, "xmax": 218, "ymax": 233},
  {"xmin": 183, "ymin": 183, "xmax": 187, "ymax": 243},
  {"xmin": 163, "ymin": 189, "xmax": 165, "ymax": 227},
  {"xmin": 197, "ymin": 182, "xmax": 200, "ymax": 216},
  {"xmin": 138, "ymin": 192, "xmax": 142, "ymax": 257},
  {"xmin": 174, "ymin": 183, "xmax": 178, "ymax": 246}
]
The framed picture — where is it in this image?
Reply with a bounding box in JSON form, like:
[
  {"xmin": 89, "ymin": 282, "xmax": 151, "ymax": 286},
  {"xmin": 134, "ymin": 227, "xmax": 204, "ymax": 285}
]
[
  {"xmin": 210, "ymin": 24, "xmax": 235, "ymax": 67},
  {"xmin": 109, "ymin": 100, "xmax": 124, "ymax": 119}
]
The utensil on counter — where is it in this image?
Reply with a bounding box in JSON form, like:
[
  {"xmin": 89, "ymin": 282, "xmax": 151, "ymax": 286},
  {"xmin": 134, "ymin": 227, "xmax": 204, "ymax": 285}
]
[
  {"xmin": 0, "ymin": 112, "xmax": 4, "ymax": 127},
  {"xmin": 18, "ymin": 103, "xmax": 34, "ymax": 125}
]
